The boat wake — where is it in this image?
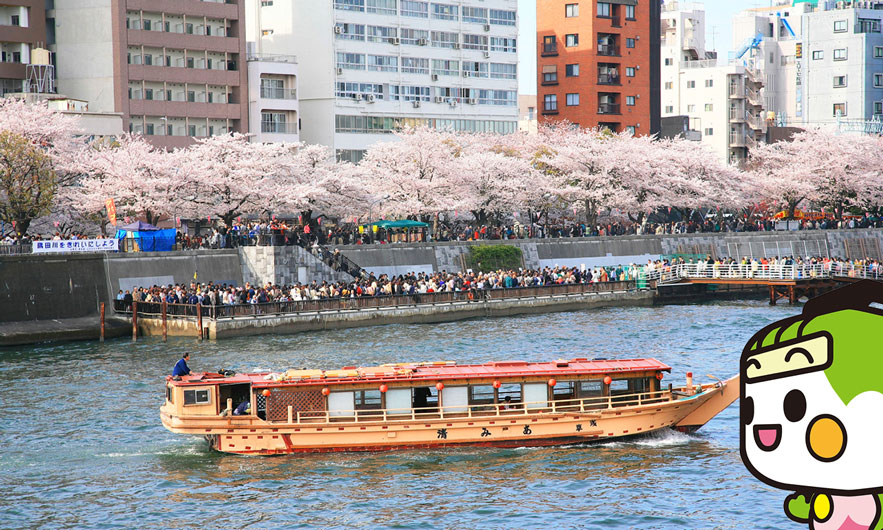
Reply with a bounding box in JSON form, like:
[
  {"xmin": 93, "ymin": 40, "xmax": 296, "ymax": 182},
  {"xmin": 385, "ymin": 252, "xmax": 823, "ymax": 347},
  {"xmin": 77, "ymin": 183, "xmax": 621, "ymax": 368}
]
[{"xmin": 609, "ymin": 429, "xmax": 695, "ymax": 448}]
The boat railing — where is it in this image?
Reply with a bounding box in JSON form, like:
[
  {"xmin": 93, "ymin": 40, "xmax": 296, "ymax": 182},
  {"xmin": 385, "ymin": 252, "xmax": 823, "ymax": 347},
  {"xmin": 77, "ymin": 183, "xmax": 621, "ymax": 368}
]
[{"xmin": 259, "ymin": 389, "xmax": 675, "ymax": 425}]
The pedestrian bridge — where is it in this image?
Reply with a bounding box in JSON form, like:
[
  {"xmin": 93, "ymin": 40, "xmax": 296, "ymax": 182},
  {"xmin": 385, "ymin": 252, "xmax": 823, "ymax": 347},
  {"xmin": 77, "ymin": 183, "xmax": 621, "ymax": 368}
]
[{"xmin": 641, "ymin": 263, "xmax": 879, "ymax": 304}]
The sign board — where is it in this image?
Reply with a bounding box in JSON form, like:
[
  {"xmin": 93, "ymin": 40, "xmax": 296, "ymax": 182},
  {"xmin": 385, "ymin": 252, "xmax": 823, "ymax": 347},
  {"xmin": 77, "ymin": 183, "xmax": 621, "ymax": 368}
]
[{"xmin": 33, "ymin": 239, "xmax": 119, "ymax": 253}]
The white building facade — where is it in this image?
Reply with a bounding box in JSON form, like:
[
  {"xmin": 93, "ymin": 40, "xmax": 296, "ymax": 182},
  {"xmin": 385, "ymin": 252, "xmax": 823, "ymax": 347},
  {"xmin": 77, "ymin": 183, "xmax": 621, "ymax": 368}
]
[
  {"xmin": 246, "ymin": 0, "xmax": 519, "ymax": 162},
  {"xmin": 661, "ymin": 2, "xmax": 764, "ymax": 164},
  {"xmin": 246, "ymin": 51, "xmax": 299, "ymax": 143}
]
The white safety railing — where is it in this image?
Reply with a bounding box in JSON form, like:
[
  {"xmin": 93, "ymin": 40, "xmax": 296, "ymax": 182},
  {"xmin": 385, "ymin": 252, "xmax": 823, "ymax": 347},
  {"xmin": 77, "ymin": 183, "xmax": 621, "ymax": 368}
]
[{"xmin": 639, "ymin": 262, "xmax": 883, "ymax": 284}]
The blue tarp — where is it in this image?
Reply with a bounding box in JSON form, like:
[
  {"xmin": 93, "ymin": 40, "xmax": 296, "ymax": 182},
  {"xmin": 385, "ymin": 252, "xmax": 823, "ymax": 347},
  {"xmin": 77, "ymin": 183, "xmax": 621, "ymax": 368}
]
[{"xmin": 115, "ymin": 228, "xmax": 176, "ymax": 251}]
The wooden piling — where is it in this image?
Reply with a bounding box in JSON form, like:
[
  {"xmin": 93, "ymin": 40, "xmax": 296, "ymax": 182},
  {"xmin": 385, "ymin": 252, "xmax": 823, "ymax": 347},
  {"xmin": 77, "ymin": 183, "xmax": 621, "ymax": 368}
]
[
  {"xmin": 162, "ymin": 300, "xmax": 168, "ymax": 342},
  {"xmin": 197, "ymin": 303, "xmax": 203, "ymax": 340},
  {"xmin": 100, "ymin": 302, "xmax": 105, "ymax": 342},
  {"xmin": 132, "ymin": 301, "xmax": 138, "ymax": 341}
]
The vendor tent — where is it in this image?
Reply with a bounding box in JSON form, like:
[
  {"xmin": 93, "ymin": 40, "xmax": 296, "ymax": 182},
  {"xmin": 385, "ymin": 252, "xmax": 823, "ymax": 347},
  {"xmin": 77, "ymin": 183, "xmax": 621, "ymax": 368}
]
[
  {"xmin": 119, "ymin": 220, "xmax": 160, "ymax": 231},
  {"xmin": 368, "ymin": 220, "xmax": 429, "ymax": 228}
]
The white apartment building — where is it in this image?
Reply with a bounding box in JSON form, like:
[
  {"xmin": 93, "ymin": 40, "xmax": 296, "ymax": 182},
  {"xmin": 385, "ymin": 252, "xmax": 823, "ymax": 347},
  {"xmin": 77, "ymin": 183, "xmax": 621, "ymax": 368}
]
[
  {"xmin": 246, "ymin": 0, "xmax": 519, "ymax": 162},
  {"xmin": 246, "ymin": 50, "xmax": 300, "ymax": 143},
  {"xmin": 661, "ymin": 2, "xmax": 764, "ymax": 164}
]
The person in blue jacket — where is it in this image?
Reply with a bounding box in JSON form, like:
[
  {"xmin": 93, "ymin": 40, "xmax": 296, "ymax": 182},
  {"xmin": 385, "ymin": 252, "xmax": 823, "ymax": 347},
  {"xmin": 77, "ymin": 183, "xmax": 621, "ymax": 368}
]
[{"xmin": 172, "ymin": 353, "xmax": 192, "ymax": 377}]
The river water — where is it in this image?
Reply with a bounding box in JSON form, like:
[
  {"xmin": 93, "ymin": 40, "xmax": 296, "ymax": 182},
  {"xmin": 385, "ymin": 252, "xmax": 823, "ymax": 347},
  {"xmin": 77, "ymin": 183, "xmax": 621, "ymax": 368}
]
[{"xmin": 1, "ymin": 301, "xmax": 799, "ymax": 530}]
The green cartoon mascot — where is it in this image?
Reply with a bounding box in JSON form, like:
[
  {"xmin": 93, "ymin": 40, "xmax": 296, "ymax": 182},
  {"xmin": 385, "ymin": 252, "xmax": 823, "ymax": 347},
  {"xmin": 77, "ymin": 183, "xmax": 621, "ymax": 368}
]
[{"xmin": 741, "ymin": 279, "xmax": 883, "ymax": 530}]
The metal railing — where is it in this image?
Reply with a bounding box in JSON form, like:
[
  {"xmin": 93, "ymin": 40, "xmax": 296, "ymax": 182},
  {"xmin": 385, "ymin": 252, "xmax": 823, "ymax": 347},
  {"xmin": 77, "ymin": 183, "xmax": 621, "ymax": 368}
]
[
  {"xmin": 113, "ymin": 281, "xmax": 637, "ymax": 320},
  {"xmin": 260, "ymin": 121, "xmax": 298, "ymax": 134},
  {"xmin": 541, "ymin": 43, "xmax": 558, "ymax": 56},
  {"xmin": 0, "ymin": 244, "xmax": 30, "ymax": 255},
  {"xmin": 597, "ymin": 73, "xmax": 620, "ymax": 85},
  {"xmin": 641, "ymin": 262, "xmax": 883, "ymax": 284},
  {"xmin": 598, "ymin": 103, "xmax": 621, "ymax": 115},
  {"xmin": 261, "ymin": 389, "xmax": 676, "ymax": 424},
  {"xmin": 260, "ymin": 87, "xmax": 297, "ymax": 99},
  {"xmin": 597, "ymin": 44, "xmax": 620, "ymax": 56}
]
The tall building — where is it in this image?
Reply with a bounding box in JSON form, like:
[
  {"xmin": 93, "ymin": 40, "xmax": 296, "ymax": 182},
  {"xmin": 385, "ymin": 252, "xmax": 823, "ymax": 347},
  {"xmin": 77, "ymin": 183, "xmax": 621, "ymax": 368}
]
[
  {"xmin": 536, "ymin": 0, "xmax": 662, "ymax": 135},
  {"xmin": 51, "ymin": 0, "xmax": 250, "ymax": 149},
  {"xmin": 661, "ymin": 2, "xmax": 765, "ymax": 165},
  {"xmin": 248, "ymin": 0, "xmax": 519, "ymax": 162},
  {"xmin": 0, "ymin": 0, "xmax": 47, "ymax": 96},
  {"xmin": 246, "ymin": 49, "xmax": 299, "ymax": 143}
]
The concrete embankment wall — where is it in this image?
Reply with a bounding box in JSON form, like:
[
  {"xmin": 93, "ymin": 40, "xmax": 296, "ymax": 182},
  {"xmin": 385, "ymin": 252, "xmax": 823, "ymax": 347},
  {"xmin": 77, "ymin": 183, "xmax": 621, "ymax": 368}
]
[
  {"xmin": 133, "ymin": 289, "xmax": 654, "ymax": 340},
  {"xmin": 338, "ymin": 229, "xmax": 883, "ymax": 276}
]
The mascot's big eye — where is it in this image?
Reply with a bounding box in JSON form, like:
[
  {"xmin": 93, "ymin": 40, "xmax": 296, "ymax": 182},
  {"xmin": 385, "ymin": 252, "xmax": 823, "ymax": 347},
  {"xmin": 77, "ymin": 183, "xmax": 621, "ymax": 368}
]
[
  {"xmin": 783, "ymin": 389, "xmax": 806, "ymax": 422},
  {"xmin": 742, "ymin": 396, "xmax": 754, "ymax": 425}
]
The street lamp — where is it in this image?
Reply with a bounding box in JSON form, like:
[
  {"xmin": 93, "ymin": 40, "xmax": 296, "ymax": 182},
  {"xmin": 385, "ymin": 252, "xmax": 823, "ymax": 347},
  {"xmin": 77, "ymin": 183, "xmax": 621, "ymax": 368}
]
[{"xmin": 365, "ymin": 195, "xmax": 390, "ymax": 243}]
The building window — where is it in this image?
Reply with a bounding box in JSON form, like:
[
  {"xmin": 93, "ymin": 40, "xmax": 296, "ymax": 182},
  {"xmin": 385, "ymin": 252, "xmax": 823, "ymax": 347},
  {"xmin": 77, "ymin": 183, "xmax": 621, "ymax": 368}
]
[
  {"xmin": 566, "ymin": 64, "xmax": 579, "ymax": 77},
  {"xmin": 542, "ymin": 35, "xmax": 557, "ymax": 55},
  {"xmin": 625, "ymin": 67, "xmax": 635, "ymax": 77},
  {"xmin": 626, "ymin": 38, "xmax": 635, "ymax": 48},
  {"xmin": 705, "ymin": 79, "xmax": 713, "ymax": 87},
  {"xmin": 875, "ymin": 102, "xmax": 883, "ymax": 115},
  {"xmin": 566, "ymin": 93, "xmax": 580, "ymax": 106},
  {"xmin": 812, "ymin": 50, "xmax": 823, "ymax": 60},
  {"xmin": 626, "ymin": 95, "xmax": 635, "ymax": 106},
  {"xmin": 833, "ymin": 48, "xmax": 847, "ymax": 61},
  {"xmin": 543, "ymin": 94, "xmax": 558, "ymax": 111},
  {"xmin": 597, "ymin": 2, "xmax": 610, "ymax": 17},
  {"xmin": 705, "ymin": 127, "xmax": 713, "ymax": 136},
  {"xmin": 833, "ymin": 103, "xmax": 847, "ymax": 117},
  {"xmin": 462, "ymin": 6, "xmax": 487, "ymax": 23},
  {"xmin": 334, "ymin": 0, "xmax": 365, "ymax": 11},
  {"xmin": 876, "ymin": 47, "xmax": 883, "ymax": 58},
  {"xmin": 491, "ymin": 37, "xmax": 517, "ymax": 53},
  {"xmin": 664, "ymin": 82, "xmax": 673, "ymax": 89},
  {"xmin": 625, "ymin": 5, "xmax": 635, "ymax": 20},
  {"xmin": 833, "ymin": 75, "xmax": 847, "ymax": 88},
  {"xmin": 432, "ymin": 3, "xmax": 458, "ymax": 20},
  {"xmin": 543, "ymin": 69, "xmax": 558, "ymax": 84},
  {"xmin": 566, "ymin": 34, "xmax": 579, "ymax": 47},
  {"xmin": 367, "ymin": 0, "xmax": 397, "ymax": 15},
  {"xmin": 705, "ymin": 104, "xmax": 713, "ymax": 111},
  {"xmin": 687, "ymin": 80, "xmax": 695, "ymax": 88},
  {"xmin": 834, "ymin": 20, "xmax": 847, "ymax": 33},
  {"xmin": 401, "ymin": 0, "xmax": 428, "ymax": 18},
  {"xmin": 665, "ymin": 105, "xmax": 673, "ymax": 113},
  {"xmin": 875, "ymin": 74, "xmax": 883, "ymax": 88},
  {"xmin": 489, "ymin": 9, "xmax": 516, "ymax": 26},
  {"xmin": 687, "ymin": 104, "xmax": 695, "ymax": 112},
  {"xmin": 625, "ymin": 125, "xmax": 636, "ymax": 135},
  {"xmin": 565, "ymin": 3, "xmax": 579, "ymax": 17},
  {"xmin": 664, "ymin": 58, "xmax": 672, "ymax": 65}
]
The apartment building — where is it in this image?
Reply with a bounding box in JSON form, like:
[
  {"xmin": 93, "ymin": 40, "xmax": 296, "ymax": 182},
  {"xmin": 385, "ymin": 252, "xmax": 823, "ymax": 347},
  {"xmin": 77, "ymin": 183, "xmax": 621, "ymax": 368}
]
[
  {"xmin": 0, "ymin": 0, "xmax": 46, "ymax": 95},
  {"xmin": 661, "ymin": 2, "xmax": 764, "ymax": 165},
  {"xmin": 51, "ymin": 0, "xmax": 249, "ymax": 149},
  {"xmin": 537, "ymin": 0, "xmax": 661, "ymax": 135},
  {"xmin": 248, "ymin": 0, "xmax": 519, "ymax": 162},
  {"xmin": 246, "ymin": 49, "xmax": 299, "ymax": 143}
]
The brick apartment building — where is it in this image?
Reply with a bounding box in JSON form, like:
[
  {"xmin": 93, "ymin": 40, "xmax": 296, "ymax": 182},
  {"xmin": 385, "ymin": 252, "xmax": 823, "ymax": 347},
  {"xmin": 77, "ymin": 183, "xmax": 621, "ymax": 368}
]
[{"xmin": 537, "ymin": 0, "xmax": 661, "ymax": 135}]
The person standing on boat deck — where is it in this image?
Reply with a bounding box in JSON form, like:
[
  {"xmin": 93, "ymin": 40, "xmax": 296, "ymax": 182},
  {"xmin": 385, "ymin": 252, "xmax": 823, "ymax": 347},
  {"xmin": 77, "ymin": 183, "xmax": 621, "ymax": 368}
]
[{"xmin": 172, "ymin": 353, "xmax": 192, "ymax": 377}]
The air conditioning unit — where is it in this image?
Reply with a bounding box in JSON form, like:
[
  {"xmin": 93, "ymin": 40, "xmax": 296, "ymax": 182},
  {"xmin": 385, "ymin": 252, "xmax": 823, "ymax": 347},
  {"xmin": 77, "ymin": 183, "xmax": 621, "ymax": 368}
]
[
  {"xmin": 463, "ymin": 71, "xmax": 472, "ymax": 77},
  {"xmin": 483, "ymin": 51, "xmax": 490, "ymax": 58},
  {"xmin": 366, "ymin": 94, "xmax": 376, "ymax": 102},
  {"xmin": 334, "ymin": 26, "xmax": 342, "ymax": 34},
  {"xmin": 417, "ymin": 38, "xmax": 428, "ymax": 46},
  {"xmin": 354, "ymin": 93, "xmax": 362, "ymax": 101},
  {"xmin": 466, "ymin": 98, "xmax": 477, "ymax": 105},
  {"xmin": 452, "ymin": 43, "xmax": 460, "ymax": 49},
  {"xmin": 434, "ymin": 96, "xmax": 444, "ymax": 103},
  {"xmin": 484, "ymin": 24, "xmax": 491, "ymax": 32},
  {"xmin": 336, "ymin": 67, "xmax": 343, "ymax": 74},
  {"xmin": 431, "ymin": 74, "xmax": 439, "ymax": 81},
  {"xmin": 412, "ymin": 100, "xmax": 421, "ymax": 108},
  {"xmin": 449, "ymin": 99, "xmax": 458, "ymax": 106},
  {"xmin": 391, "ymin": 37, "xmax": 400, "ymax": 45}
]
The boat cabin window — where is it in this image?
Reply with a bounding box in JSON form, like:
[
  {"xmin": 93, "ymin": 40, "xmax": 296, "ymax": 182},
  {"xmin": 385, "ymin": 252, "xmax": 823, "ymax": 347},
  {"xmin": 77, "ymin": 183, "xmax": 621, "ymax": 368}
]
[
  {"xmin": 328, "ymin": 391, "xmax": 355, "ymax": 417},
  {"xmin": 413, "ymin": 387, "xmax": 438, "ymax": 411},
  {"xmin": 497, "ymin": 383, "xmax": 522, "ymax": 405},
  {"xmin": 523, "ymin": 383, "xmax": 548, "ymax": 410},
  {"xmin": 579, "ymin": 381, "xmax": 602, "ymax": 398},
  {"xmin": 442, "ymin": 386, "xmax": 468, "ymax": 413},
  {"xmin": 166, "ymin": 385, "xmax": 173, "ymax": 403},
  {"xmin": 386, "ymin": 388, "xmax": 412, "ymax": 415},
  {"xmin": 183, "ymin": 388, "xmax": 210, "ymax": 405},
  {"xmin": 355, "ymin": 390, "xmax": 382, "ymax": 410},
  {"xmin": 218, "ymin": 383, "xmax": 251, "ymax": 414},
  {"xmin": 552, "ymin": 381, "xmax": 576, "ymax": 401},
  {"xmin": 469, "ymin": 385, "xmax": 495, "ymax": 405}
]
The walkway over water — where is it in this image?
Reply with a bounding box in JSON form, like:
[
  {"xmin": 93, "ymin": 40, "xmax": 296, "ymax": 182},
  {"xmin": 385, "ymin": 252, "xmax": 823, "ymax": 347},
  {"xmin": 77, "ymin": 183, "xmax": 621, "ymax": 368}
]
[{"xmin": 643, "ymin": 263, "xmax": 878, "ymax": 304}]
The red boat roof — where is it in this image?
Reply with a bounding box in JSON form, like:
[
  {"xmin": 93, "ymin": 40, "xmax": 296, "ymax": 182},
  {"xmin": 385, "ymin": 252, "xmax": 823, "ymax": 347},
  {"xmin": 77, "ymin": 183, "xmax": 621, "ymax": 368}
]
[{"xmin": 170, "ymin": 358, "xmax": 671, "ymax": 387}]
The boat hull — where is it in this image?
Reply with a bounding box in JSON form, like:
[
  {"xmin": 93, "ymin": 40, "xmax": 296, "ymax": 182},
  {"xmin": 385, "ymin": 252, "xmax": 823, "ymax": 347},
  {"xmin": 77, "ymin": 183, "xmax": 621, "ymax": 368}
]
[{"xmin": 164, "ymin": 377, "xmax": 737, "ymax": 455}]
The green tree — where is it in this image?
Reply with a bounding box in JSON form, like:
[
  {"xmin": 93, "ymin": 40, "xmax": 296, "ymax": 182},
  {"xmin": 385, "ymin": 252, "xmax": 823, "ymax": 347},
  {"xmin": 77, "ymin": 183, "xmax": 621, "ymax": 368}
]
[{"xmin": 0, "ymin": 131, "xmax": 57, "ymax": 235}]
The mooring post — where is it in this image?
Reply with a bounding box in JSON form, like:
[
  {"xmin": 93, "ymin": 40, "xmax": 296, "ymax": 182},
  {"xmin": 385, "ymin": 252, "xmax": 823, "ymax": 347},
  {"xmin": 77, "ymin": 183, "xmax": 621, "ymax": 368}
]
[
  {"xmin": 132, "ymin": 301, "xmax": 138, "ymax": 341},
  {"xmin": 162, "ymin": 300, "xmax": 168, "ymax": 342},
  {"xmin": 100, "ymin": 302, "xmax": 105, "ymax": 342},
  {"xmin": 197, "ymin": 303, "xmax": 203, "ymax": 341}
]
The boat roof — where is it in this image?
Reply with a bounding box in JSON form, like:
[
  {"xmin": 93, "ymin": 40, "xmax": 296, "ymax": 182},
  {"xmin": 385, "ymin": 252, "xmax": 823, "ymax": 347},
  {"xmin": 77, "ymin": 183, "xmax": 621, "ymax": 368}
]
[{"xmin": 168, "ymin": 358, "xmax": 671, "ymax": 388}]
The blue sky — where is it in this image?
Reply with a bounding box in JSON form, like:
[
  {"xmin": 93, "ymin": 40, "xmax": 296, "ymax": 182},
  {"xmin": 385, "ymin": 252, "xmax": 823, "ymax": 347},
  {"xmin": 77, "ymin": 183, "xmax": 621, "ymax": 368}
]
[{"xmin": 517, "ymin": 0, "xmax": 758, "ymax": 94}]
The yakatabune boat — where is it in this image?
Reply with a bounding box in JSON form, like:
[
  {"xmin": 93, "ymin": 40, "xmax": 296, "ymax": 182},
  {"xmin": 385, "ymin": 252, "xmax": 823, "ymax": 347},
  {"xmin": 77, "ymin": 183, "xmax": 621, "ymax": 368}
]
[{"xmin": 161, "ymin": 359, "xmax": 738, "ymax": 454}]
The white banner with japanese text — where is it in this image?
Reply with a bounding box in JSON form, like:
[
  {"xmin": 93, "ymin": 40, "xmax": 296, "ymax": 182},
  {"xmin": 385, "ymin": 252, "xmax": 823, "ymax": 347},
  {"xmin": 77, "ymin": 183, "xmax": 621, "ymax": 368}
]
[{"xmin": 32, "ymin": 239, "xmax": 119, "ymax": 253}]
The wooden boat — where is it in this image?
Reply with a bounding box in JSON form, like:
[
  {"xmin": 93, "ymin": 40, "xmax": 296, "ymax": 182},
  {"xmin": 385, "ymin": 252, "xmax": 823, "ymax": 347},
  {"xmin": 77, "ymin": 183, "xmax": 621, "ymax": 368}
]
[{"xmin": 160, "ymin": 359, "xmax": 738, "ymax": 454}]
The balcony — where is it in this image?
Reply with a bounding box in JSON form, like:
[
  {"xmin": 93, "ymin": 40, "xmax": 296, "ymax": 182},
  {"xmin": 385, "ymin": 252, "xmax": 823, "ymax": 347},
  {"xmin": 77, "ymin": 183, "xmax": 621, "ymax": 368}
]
[
  {"xmin": 260, "ymin": 87, "xmax": 297, "ymax": 100},
  {"xmin": 598, "ymin": 103, "xmax": 620, "ymax": 115},
  {"xmin": 541, "ymin": 43, "xmax": 558, "ymax": 57},
  {"xmin": 728, "ymin": 84, "xmax": 745, "ymax": 98},
  {"xmin": 597, "ymin": 44, "xmax": 620, "ymax": 57},
  {"xmin": 729, "ymin": 133, "xmax": 748, "ymax": 147},
  {"xmin": 597, "ymin": 73, "xmax": 620, "ymax": 85},
  {"xmin": 261, "ymin": 121, "xmax": 297, "ymax": 134},
  {"xmin": 541, "ymin": 105, "xmax": 559, "ymax": 115}
]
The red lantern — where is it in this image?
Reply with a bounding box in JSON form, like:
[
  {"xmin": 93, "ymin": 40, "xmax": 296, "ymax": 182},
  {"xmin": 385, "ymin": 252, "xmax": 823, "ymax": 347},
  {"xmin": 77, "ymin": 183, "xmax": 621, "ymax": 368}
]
[
  {"xmin": 603, "ymin": 376, "xmax": 612, "ymax": 385},
  {"xmin": 548, "ymin": 378, "xmax": 557, "ymax": 387},
  {"xmin": 656, "ymin": 372, "xmax": 664, "ymax": 380},
  {"xmin": 261, "ymin": 389, "xmax": 271, "ymax": 397},
  {"xmin": 492, "ymin": 380, "xmax": 502, "ymax": 389},
  {"xmin": 436, "ymin": 382, "xmax": 445, "ymax": 391},
  {"xmin": 379, "ymin": 384, "xmax": 388, "ymax": 393},
  {"xmin": 321, "ymin": 387, "xmax": 330, "ymax": 396}
]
